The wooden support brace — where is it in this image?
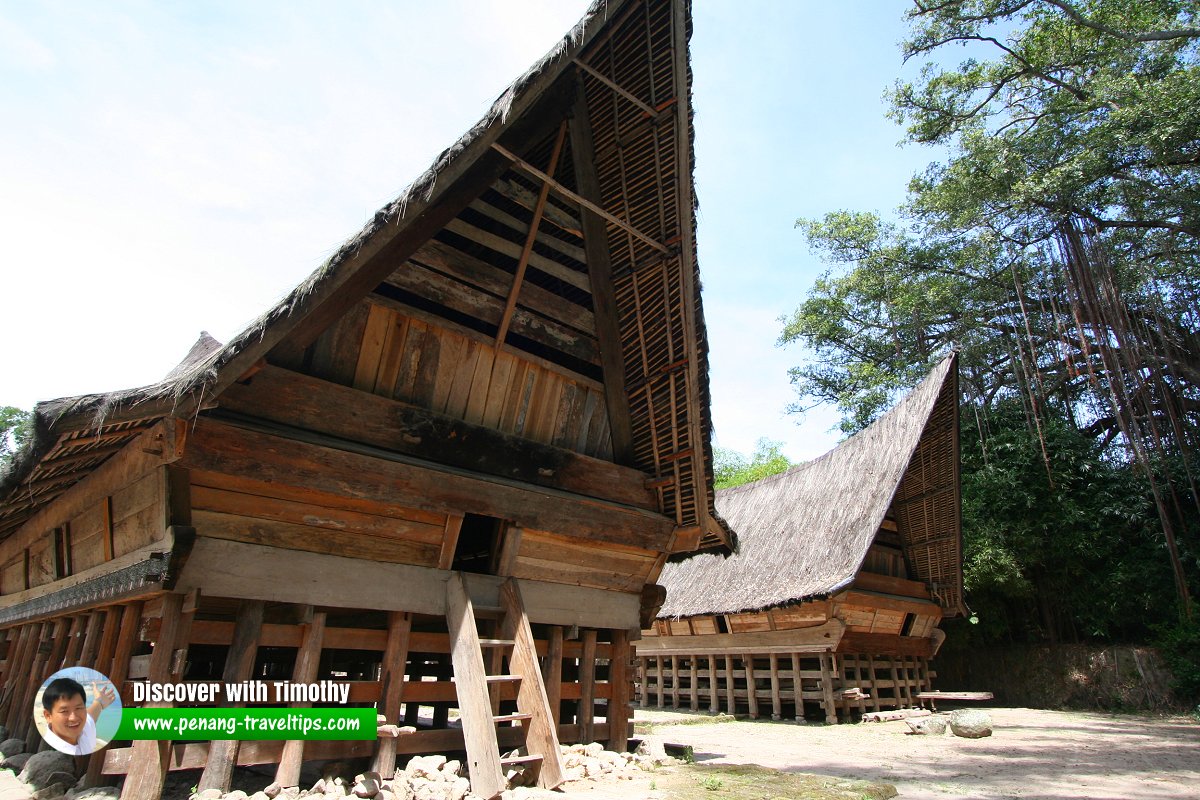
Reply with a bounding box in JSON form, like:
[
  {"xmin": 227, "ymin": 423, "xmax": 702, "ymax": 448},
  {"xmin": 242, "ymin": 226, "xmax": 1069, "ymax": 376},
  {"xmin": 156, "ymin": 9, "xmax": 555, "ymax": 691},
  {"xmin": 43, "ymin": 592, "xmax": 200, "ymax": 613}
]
[
  {"xmin": 276, "ymin": 609, "xmax": 327, "ymax": 788},
  {"xmin": 372, "ymin": 611, "xmax": 412, "ymax": 778},
  {"xmin": 85, "ymin": 603, "xmax": 143, "ymax": 789},
  {"xmin": 605, "ymin": 630, "xmax": 631, "ymax": 752},
  {"xmin": 578, "ymin": 629, "xmax": 597, "ymax": 744},
  {"xmin": 198, "ymin": 600, "xmax": 265, "ymax": 793}
]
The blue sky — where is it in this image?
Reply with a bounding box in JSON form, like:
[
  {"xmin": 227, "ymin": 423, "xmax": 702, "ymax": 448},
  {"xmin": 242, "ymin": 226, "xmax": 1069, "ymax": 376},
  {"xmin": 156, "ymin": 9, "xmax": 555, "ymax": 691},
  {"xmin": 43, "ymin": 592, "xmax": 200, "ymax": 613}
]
[{"xmin": 0, "ymin": 1, "xmax": 939, "ymax": 463}]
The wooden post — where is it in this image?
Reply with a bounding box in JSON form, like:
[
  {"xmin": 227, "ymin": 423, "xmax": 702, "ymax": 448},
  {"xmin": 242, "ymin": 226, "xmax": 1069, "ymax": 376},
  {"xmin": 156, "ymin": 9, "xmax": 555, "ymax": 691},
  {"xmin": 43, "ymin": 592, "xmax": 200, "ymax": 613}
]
[
  {"xmin": 769, "ymin": 654, "xmax": 782, "ymax": 721},
  {"xmin": 903, "ymin": 657, "xmax": 915, "ymax": 707},
  {"xmin": 0, "ymin": 625, "xmax": 34, "ymax": 726},
  {"xmin": 655, "ymin": 656, "xmax": 664, "ymax": 708},
  {"xmin": 819, "ymin": 650, "xmax": 837, "ymax": 724},
  {"xmin": 120, "ymin": 594, "xmax": 185, "ymax": 800},
  {"xmin": 668, "ymin": 656, "xmax": 679, "ymax": 709},
  {"xmin": 723, "ymin": 655, "xmax": 736, "ymax": 715},
  {"xmin": 543, "ymin": 625, "xmax": 563, "ymax": 724},
  {"xmin": 85, "ymin": 602, "xmax": 143, "ymax": 788},
  {"xmin": 743, "ymin": 656, "xmax": 759, "ymax": 719},
  {"xmin": 867, "ymin": 656, "xmax": 881, "ymax": 713},
  {"xmin": 79, "ymin": 610, "xmax": 107, "ymax": 667},
  {"xmin": 888, "ymin": 657, "xmax": 902, "ymax": 709},
  {"xmin": 789, "ymin": 652, "xmax": 804, "ymax": 722},
  {"xmin": 16, "ymin": 622, "xmax": 53, "ymax": 740},
  {"xmin": 636, "ymin": 653, "xmax": 647, "ymax": 708},
  {"xmin": 605, "ymin": 630, "xmax": 630, "ymax": 752},
  {"xmin": 372, "ymin": 611, "xmax": 412, "ymax": 778},
  {"xmin": 688, "ymin": 656, "xmax": 699, "ymax": 711},
  {"xmin": 919, "ymin": 657, "xmax": 931, "ymax": 693},
  {"xmin": 707, "ymin": 655, "xmax": 719, "ymax": 713},
  {"xmin": 578, "ymin": 629, "xmax": 597, "ymax": 743},
  {"xmin": 276, "ymin": 609, "xmax": 326, "ymax": 788},
  {"xmin": 61, "ymin": 615, "xmax": 87, "ymax": 668},
  {"xmin": 198, "ymin": 600, "xmax": 265, "ymax": 792}
]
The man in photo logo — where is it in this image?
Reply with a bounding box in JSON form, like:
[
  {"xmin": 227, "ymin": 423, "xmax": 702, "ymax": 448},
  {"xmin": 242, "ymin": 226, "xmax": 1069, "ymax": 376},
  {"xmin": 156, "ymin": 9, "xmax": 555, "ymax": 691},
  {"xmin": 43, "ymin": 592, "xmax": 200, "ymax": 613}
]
[{"xmin": 40, "ymin": 678, "xmax": 115, "ymax": 755}]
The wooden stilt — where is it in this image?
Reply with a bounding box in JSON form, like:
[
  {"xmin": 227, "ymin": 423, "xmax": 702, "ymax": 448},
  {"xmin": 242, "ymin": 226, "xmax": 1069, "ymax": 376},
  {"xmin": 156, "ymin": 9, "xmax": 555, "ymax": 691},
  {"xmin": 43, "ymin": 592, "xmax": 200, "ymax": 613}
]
[
  {"xmin": 544, "ymin": 626, "xmax": 563, "ymax": 723},
  {"xmin": 668, "ymin": 656, "xmax": 679, "ymax": 709},
  {"xmin": 743, "ymin": 656, "xmax": 759, "ymax": 719},
  {"xmin": 919, "ymin": 657, "xmax": 931, "ymax": 694},
  {"xmin": 578, "ymin": 629, "xmax": 597, "ymax": 744},
  {"xmin": 373, "ymin": 611, "xmax": 412, "ymax": 778},
  {"xmin": 789, "ymin": 652, "xmax": 804, "ymax": 722},
  {"xmin": 605, "ymin": 630, "xmax": 630, "ymax": 752},
  {"xmin": 888, "ymin": 657, "xmax": 902, "ymax": 709},
  {"xmin": 723, "ymin": 655, "xmax": 736, "ymax": 715},
  {"xmin": 62, "ymin": 615, "xmax": 87, "ymax": 668},
  {"xmin": 121, "ymin": 594, "xmax": 186, "ymax": 800},
  {"xmin": 85, "ymin": 602, "xmax": 143, "ymax": 788},
  {"xmin": 867, "ymin": 656, "xmax": 881, "ymax": 713},
  {"xmin": 706, "ymin": 655, "xmax": 719, "ymax": 713},
  {"xmin": 29, "ymin": 618, "xmax": 72, "ymax": 748},
  {"xmin": 198, "ymin": 600, "xmax": 265, "ymax": 792},
  {"xmin": 0, "ymin": 625, "xmax": 35, "ymax": 727},
  {"xmin": 819, "ymin": 650, "xmax": 837, "ymax": 724},
  {"xmin": 636, "ymin": 650, "xmax": 647, "ymax": 708},
  {"xmin": 15, "ymin": 622, "xmax": 52, "ymax": 740},
  {"xmin": 79, "ymin": 611, "xmax": 107, "ymax": 667},
  {"xmin": 688, "ymin": 656, "xmax": 699, "ymax": 711},
  {"xmin": 276, "ymin": 609, "xmax": 326, "ymax": 788},
  {"xmin": 902, "ymin": 656, "xmax": 914, "ymax": 708},
  {"xmin": 655, "ymin": 656, "xmax": 664, "ymax": 708},
  {"xmin": 769, "ymin": 654, "xmax": 781, "ymax": 721},
  {"xmin": 852, "ymin": 656, "xmax": 867, "ymax": 719}
]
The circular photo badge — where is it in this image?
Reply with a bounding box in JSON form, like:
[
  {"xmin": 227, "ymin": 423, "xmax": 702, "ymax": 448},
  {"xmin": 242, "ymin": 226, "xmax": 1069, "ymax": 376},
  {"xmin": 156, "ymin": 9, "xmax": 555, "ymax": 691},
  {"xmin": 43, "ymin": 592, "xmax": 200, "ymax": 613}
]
[{"xmin": 33, "ymin": 667, "xmax": 122, "ymax": 756}]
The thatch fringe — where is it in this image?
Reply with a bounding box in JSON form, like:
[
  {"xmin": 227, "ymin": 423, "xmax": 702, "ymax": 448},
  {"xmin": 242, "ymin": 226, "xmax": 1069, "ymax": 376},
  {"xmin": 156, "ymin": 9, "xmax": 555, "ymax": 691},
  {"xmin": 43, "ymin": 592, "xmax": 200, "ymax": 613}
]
[{"xmin": 657, "ymin": 353, "xmax": 957, "ymax": 618}]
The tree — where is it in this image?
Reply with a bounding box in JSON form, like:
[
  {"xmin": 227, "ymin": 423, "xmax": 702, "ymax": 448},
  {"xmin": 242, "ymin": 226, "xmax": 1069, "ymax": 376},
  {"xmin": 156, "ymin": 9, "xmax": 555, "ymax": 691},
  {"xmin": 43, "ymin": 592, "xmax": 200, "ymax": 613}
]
[
  {"xmin": 0, "ymin": 406, "xmax": 31, "ymax": 471},
  {"xmin": 785, "ymin": 0, "xmax": 1200, "ymax": 627},
  {"xmin": 713, "ymin": 439, "xmax": 793, "ymax": 489}
]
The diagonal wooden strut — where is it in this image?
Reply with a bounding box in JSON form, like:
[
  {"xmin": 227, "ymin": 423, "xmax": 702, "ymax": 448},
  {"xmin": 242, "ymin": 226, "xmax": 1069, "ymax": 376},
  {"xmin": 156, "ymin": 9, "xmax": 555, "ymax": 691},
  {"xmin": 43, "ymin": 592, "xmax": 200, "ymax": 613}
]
[{"xmin": 494, "ymin": 120, "xmax": 569, "ymax": 350}]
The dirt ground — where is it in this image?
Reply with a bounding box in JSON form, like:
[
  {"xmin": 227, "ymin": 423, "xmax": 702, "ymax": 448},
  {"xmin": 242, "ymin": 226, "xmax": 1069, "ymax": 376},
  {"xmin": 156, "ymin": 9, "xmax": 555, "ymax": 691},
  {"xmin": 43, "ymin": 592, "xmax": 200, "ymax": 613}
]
[{"xmin": 565, "ymin": 707, "xmax": 1200, "ymax": 800}]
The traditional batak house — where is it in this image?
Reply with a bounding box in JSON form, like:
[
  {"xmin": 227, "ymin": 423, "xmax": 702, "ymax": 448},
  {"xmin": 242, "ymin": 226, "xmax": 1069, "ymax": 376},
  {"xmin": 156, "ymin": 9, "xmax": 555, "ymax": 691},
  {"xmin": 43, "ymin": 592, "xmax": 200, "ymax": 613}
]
[
  {"xmin": 0, "ymin": 1, "xmax": 731, "ymax": 796},
  {"xmin": 636, "ymin": 354, "xmax": 963, "ymax": 723}
]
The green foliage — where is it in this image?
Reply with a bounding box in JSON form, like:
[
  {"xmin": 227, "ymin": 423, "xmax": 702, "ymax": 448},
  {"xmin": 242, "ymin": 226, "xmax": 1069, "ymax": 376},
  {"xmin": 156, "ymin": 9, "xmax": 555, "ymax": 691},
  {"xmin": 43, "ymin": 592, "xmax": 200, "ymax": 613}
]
[
  {"xmin": 0, "ymin": 406, "xmax": 31, "ymax": 470},
  {"xmin": 713, "ymin": 439, "xmax": 793, "ymax": 489},
  {"xmin": 1154, "ymin": 618, "xmax": 1200, "ymax": 702},
  {"xmin": 699, "ymin": 776, "xmax": 723, "ymax": 791}
]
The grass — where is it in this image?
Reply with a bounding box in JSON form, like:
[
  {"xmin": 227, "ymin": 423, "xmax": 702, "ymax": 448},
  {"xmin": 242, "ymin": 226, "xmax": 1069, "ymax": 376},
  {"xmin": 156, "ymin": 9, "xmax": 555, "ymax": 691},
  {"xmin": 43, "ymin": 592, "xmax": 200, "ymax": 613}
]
[
  {"xmin": 654, "ymin": 763, "xmax": 897, "ymax": 800},
  {"xmin": 635, "ymin": 712, "xmax": 738, "ymax": 735}
]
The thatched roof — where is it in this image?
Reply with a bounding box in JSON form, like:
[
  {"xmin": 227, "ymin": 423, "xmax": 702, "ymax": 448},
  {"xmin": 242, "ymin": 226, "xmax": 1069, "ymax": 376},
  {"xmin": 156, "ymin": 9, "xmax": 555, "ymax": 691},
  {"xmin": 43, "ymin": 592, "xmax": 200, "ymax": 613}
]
[
  {"xmin": 1, "ymin": 0, "xmax": 730, "ymax": 550},
  {"xmin": 658, "ymin": 353, "xmax": 962, "ymax": 618}
]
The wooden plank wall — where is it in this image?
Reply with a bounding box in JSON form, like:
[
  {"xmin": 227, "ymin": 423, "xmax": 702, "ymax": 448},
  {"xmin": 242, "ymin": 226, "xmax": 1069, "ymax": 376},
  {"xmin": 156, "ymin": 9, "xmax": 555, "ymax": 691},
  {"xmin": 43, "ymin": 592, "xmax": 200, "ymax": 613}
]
[
  {"xmin": 510, "ymin": 529, "xmax": 658, "ymax": 594},
  {"xmin": 302, "ymin": 300, "xmax": 613, "ymax": 459},
  {"xmin": 189, "ymin": 469, "xmax": 449, "ymax": 569},
  {"xmin": 0, "ymin": 469, "xmax": 168, "ymax": 597}
]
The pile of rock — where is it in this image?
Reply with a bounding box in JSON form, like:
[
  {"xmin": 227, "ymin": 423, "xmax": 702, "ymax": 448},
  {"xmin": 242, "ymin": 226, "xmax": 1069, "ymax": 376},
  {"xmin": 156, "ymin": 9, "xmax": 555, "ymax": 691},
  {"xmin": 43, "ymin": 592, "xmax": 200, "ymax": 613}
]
[
  {"xmin": 0, "ymin": 744, "xmax": 118, "ymax": 800},
  {"xmin": 192, "ymin": 741, "xmax": 679, "ymax": 800},
  {"xmin": 905, "ymin": 709, "xmax": 993, "ymax": 739}
]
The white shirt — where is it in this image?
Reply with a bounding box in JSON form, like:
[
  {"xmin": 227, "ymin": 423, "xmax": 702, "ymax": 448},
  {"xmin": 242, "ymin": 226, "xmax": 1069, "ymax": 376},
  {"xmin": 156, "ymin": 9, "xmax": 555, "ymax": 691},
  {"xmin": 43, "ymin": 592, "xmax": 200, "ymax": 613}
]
[{"xmin": 42, "ymin": 714, "xmax": 97, "ymax": 755}]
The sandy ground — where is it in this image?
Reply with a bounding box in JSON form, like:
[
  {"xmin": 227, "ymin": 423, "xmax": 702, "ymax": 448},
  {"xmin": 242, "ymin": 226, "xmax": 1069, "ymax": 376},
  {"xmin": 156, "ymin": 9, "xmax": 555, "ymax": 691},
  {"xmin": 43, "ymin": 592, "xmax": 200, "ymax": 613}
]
[{"xmin": 614, "ymin": 707, "xmax": 1200, "ymax": 800}]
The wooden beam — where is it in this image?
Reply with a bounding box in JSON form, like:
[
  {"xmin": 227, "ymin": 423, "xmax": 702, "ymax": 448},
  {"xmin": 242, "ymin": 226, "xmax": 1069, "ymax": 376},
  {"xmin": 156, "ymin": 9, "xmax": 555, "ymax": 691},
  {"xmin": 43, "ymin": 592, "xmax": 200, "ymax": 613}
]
[
  {"xmin": 438, "ymin": 514, "xmax": 464, "ymax": 571},
  {"xmin": 216, "ymin": 366, "xmax": 656, "ymax": 511},
  {"xmin": 567, "ymin": 80, "xmax": 635, "ymax": 464},
  {"xmin": 543, "ymin": 625, "xmax": 563, "ymax": 723},
  {"xmin": 489, "ymin": 178, "xmax": 581, "ymax": 238},
  {"xmin": 181, "ymin": 417, "xmax": 671, "ymax": 549},
  {"xmin": 84, "ymin": 602, "xmax": 142, "ymax": 788},
  {"xmin": 197, "ymin": 600, "xmax": 264, "ymax": 792},
  {"xmin": 573, "ymin": 60, "xmax": 660, "ymax": 119},
  {"xmin": 490, "ymin": 143, "xmax": 670, "ymax": 255},
  {"xmin": 496, "ymin": 119, "xmax": 568, "ymax": 349},
  {"xmin": 633, "ymin": 620, "xmax": 846, "ymax": 656}
]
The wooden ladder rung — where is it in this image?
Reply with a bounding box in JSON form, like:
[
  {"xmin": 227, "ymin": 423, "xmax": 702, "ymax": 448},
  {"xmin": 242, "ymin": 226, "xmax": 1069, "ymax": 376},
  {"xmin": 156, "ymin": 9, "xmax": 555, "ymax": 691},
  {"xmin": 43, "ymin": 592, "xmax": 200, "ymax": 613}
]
[
  {"xmin": 485, "ymin": 674, "xmax": 522, "ymax": 683},
  {"xmin": 500, "ymin": 754, "xmax": 543, "ymax": 768},
  {"xmin": 479, "ymin": 638, "xmax": 516, "ymax": 648},
  {"xmin": 473, "ymin": 605, "xmax": 504, "ymax": 618},
  {"xmin": 492, "ymin": 712, "xmax": 533, "ymax": 724}
]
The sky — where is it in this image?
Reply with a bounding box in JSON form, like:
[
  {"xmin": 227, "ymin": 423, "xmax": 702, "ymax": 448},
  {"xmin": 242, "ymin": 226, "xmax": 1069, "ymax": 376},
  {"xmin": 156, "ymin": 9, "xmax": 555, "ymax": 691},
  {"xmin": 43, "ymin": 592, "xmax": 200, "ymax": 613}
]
[{"xmin": 0, "ymin": 1, "xmax": 940, "ymax": 464}]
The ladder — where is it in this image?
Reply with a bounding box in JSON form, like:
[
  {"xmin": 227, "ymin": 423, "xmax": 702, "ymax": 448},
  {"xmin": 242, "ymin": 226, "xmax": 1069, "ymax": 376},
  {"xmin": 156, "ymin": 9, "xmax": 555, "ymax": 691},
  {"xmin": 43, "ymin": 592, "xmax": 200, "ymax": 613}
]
[{"xmin": 446, "ymin": 573, "xmax": 565, "ymax": 799}]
